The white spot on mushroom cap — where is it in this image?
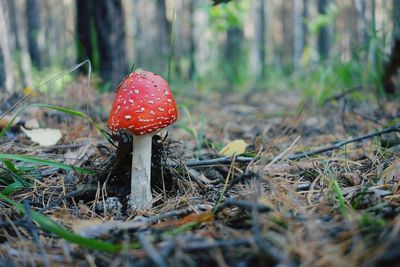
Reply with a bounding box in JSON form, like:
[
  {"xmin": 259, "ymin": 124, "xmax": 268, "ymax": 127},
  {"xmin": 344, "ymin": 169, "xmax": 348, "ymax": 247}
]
[{"xmin": 135, "ymin": 107, "xmax": 145, "ymax": 113}]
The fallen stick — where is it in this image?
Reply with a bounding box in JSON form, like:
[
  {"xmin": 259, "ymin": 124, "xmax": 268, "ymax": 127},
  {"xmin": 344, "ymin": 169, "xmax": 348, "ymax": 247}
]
[
  {"xmin": 288, "ymin": 124, "xmax": 400, "ymax": 160},
  {"xmin": 171, "ymin": 124, "xmax": 400, "ymax": 168}
]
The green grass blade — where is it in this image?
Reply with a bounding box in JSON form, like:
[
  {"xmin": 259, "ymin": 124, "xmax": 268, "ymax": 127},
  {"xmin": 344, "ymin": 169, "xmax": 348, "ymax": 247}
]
[
  {"xmin": 0, "ymin": 154, "xmax": 93, "ymax": 175},
  {"xmin": 1, "ymin": 181, "xmax": 26, "ymax": 196},
  {"xmin": 0, "ymin": 193, "xmax": 120, "ymax": 252},
  {"xmin": 330, "ymin": 179, "xmax": 348, "ymax": 215}
]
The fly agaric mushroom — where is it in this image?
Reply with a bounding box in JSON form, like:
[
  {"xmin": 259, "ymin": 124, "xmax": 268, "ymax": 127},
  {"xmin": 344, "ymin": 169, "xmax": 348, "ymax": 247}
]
[{"xmin": 108, "ymin": 69, "xmax": 178, "ymax": 209}]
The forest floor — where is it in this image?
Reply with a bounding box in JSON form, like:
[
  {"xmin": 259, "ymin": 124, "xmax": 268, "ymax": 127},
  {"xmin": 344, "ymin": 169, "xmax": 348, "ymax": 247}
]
[{"xmin": 0, "ymin": 79, "xmax": 400, "ymax": 267}]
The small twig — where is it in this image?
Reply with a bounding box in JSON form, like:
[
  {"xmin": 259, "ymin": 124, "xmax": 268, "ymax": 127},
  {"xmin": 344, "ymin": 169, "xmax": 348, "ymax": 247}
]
[
  {"xmin": 323, "ymin": 85, "xmax": 363, "ymax": 104},
  {"xmin": 169, "ymin": 156, "xmax": 254, "ymax": 168},
  {"xmin": 23, "ymin": 201, "xmax": 50, "ymax": 267},
  {"xmin": 39, "ymin": 188, "xmax": 87, "ymax": 212},
  {"xmin": 137, "ymin": 232, "xmax": 169, "ymax": 267},
  {"xmin": 145, "ymin": 204, "xmax": 210, "ymax": 224},
  {"xmin": 173, "ymin": 124, "xmax": 400, "ymax": 167},
  {"xmin": 288, "ymin": 124, "xmax": 400, "ymax": 160}
]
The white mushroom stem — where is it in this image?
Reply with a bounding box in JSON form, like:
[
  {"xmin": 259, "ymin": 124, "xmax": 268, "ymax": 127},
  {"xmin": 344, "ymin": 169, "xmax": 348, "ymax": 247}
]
[{"xmin": 130, "ymin": 134, "xmax": 153, "ymax": 209}]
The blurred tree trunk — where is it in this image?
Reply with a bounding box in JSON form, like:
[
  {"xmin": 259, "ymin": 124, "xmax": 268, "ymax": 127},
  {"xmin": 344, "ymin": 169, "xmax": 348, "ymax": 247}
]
[
  {"xmin": 0, "ymin": 1, "xmax": 15, "ymax": 92},
  {"xmin": 292, "ymin": 0, "xmax": 303, "ymax": 67},
  {"xmin": 280, "ymin": 1, "xmax": 293, "ymax": 67},
  {"xmin": 10, "ymin": 0, "xmax": 32, "ymax": 87},
  {"xmin": 369, "ymin": 0, "xmax": 377, "ymax": 66},
  {"xmin": 381, "ymin": 0, "xmax": 400, "ymax": 94},
  {"xmin": 356, "ymin": 0, "xmax": 368, "ymax": 43},
  {"xmin": 254, "ymin": 0, "xmax": 266, "ymax": 78},
  {"xmin": 76, "ymin": 0, "xmax": 95, "ymax": 73},
  {"xmin": 188, "ymin": 0, "xmax": 196, "ymax": 80},
  {"xmin": 302, "ymin": 0, "xmax": 309, "ymax": 51},
  {"xmin": 224, "ymin": 27, "xmax": 244, "ymax": 85},
  {"xmin": 134, "ymin": 0, "xmax": 143, "ymax": 67},
  {"xmin": 93, "ymin": 0, "xmax": 127, "ymax": 89},
  {"xmin": 317, "ymin": 0, "xmax": 330, "ymax": 60},
  {"xmin": 155, "ymin": 0, "xmax": 169, "ymax": 75},
  {"xmin": 26, "ymin": 0, "xmax": 42, "ymax": 69}
]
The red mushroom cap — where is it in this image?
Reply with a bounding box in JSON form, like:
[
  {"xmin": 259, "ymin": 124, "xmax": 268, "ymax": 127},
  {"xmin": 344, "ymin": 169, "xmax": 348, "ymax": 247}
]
[{"xmin": 107, "ymin": 70, "xmax": 178, "ymax": 135}]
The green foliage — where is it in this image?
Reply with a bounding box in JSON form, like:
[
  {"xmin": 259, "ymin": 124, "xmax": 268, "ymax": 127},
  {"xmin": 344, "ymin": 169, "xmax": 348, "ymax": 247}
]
[
  {"xmin": 358, "ymin": 212, "xmax": 385, "ymax": 232},
  {"xmin": 307, "ymin": 3, "xmax": 339, "ymax": 34},
  {"xmin": 268, "ymin": 40, "xmax": 387, "ymax": 105},
  {"xmin": 0, "ymin": 154, "xmax": 93, "ymax": 175},
  {"xmin": 330, "ymin": 179, "xmax": 348, "ymax": 216},
  {"xmin": 326, "ymin": 166, "xmax": 349, "ymax": 216},
  {"xmin": 0, "ymin": 193, "xmax": 122, "ymax": 252},
  {"xmin": 204, "ymin": 0, "xmax": 251, "ymax": 91},
  {"xmin": 0, "ymin": 103, "xmax": 103, "ymax": 192},
  {"xmin": 0, "ymin": 160, "xmax": 32, "ymax": 196},
  {"xmin": 209, "ymin": 0, "xmax": 250, "ymax": 31},
  {"xmin": 288, "ymin": 3, "xmax": 387, "ymax": 104}
]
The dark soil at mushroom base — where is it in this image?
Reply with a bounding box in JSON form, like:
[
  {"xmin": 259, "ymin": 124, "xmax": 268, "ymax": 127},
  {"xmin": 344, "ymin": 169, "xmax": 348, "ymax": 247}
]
[{"xmin": 0, "ymin": 88, "xmax": 399, "ymax": 267}]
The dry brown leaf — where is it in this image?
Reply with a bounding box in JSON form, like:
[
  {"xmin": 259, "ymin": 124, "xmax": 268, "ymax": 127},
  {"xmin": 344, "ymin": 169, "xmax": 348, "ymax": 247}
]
[{"xmin": 156, "ymin": 211, "xmax": 214, "ymax": 228}]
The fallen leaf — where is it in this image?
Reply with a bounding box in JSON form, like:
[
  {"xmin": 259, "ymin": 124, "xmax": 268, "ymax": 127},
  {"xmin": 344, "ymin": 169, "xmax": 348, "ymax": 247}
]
[
  {"xmin": 177, "ymin": 211, "xmax": 214, "ymax": 226},
  {"xmin": 156, "ymin": 211, "xmax": 214, "ymax": 229},
  {"xmin": 23, "ymin": 86, "xmax": 38, "ymax": 96},
  {"xmin": 219, "ymin": 139, "xmax": 247, "ymax": 157},
  {"xmin": 21, "ymin": 126, "xmax": 62, "ymax": 147}
]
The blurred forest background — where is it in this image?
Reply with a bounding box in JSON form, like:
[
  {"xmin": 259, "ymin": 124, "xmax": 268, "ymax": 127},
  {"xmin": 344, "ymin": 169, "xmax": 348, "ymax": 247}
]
[{"xmin": 0, "ymin": 0, "xmax": 399, "ymax": 101}]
